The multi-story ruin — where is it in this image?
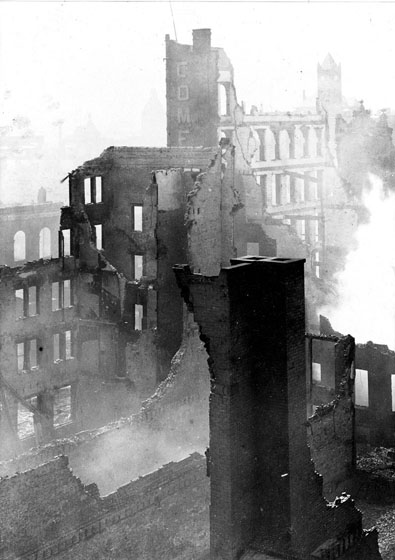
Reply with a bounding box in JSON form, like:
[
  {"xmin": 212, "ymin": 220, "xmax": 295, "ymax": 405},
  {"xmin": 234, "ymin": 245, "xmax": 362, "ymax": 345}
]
[{"xmin": 1, "ymin": 25, "xmax": 394, "ymax": 560}]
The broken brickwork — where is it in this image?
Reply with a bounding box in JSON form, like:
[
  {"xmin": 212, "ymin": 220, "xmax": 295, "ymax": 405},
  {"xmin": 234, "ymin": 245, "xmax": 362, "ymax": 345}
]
[
  {"xmin": 306, "ymin": 334, "xmax": 356, "ymax": 498},
  {"xmin": 66, "ymin": 146, "xmax": 224, "ymax": 381},
  {"xmin": 0, "ymin": 255, "xmax": 136, "ymax": 460},
  {"xmin": 0, "ymin": 453, "xmax": 209, "ymax": 560},
  {"xmin": 321, "ymin": 316, "xmax": 395, "ymax": 448},
  {"xmin": 174, "ymin": 257, "xmax": 381, "ymax": 560}
]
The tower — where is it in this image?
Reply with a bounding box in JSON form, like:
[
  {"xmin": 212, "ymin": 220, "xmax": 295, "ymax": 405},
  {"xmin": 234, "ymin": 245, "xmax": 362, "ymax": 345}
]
[{"xmin": 317, "ymin": 53, "xmax": 342, "ymax": 112}]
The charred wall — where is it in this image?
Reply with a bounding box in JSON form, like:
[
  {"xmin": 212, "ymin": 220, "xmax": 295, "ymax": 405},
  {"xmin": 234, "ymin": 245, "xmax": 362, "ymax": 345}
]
[{"xmin": 0, "ymin": 453, "xmax": 209, "ymax": 560}]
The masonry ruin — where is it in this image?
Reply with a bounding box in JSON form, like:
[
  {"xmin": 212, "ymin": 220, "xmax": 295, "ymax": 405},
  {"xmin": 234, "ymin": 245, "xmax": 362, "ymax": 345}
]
[{"xmin": 1, "ymin": 25, "xmax": 395, "ymax": 560}]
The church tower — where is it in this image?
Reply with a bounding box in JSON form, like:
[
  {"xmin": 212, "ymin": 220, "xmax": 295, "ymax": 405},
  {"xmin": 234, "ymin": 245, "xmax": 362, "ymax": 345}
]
[{"xmin": 317, "ymin": 53, "xmax": 342, "ymax": 112}]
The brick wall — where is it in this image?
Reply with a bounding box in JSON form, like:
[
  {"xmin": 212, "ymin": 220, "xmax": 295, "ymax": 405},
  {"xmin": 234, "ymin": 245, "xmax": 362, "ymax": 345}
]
[
  {"xmin": 0, "ymin": 453, "xmax": 209, "ymax": 560},
  {"xmin": 174, "ymin": 258, "xmax": 381, "ymax": 560}
]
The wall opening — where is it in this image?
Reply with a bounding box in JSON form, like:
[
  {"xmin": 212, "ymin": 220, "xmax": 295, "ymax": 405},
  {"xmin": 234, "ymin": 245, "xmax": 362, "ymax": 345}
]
[
  {"xmin": 312, "ymin": 362, "xmax": 322, "ymax": 383},
  {"xmin": 53, "ymin": 333, "xmax": 60, "ymax": 362},
  {"xmin": 392, "ymin": 375, "xmax": 395, "ymax": 412},
  {"xmin": 65, "ymin": 330, "xmax": 73, "ymax": 359},
  {"xmin": 39, "ymin": 227, "xmax": 51, "ymax": 259},
  {"xmin": 62, "ymin": 229, "xmax": 71, "ymax": 257},
  {"xmin": 132, "ymin": 205, "xmax": 143, "ymax": 232},
  {"xmin": 17, "ymin": 397, "xmax": 37, "ymax": 439},
  {"xmin": 52, "ymin": 282, "xmax": 60, "ymax": 311},
  {"xmin": 63, "ymin": 280, "xmax": 71, "ymax": 308},
  {"xmin": 15, "ymin": 289, "xmax": 24, "ymax": 319},
  {"xmin": 14, "ymin": 231, "xmax": 26, "ymax": 262},
  {"xmin": 95, "ymin": 177, "xmax": 102, "ymax": 203},
  {"xmin": 134, "ymin": 255, "xmax": 143, "ymax": 280},
  {"xmin": 135, "ymin": 304, "xmax": 143, "ymax": 330},
  {"xmin": 84, "ymin": 178, "xmax": 91, "ymax": 204},
  {"xmin": 17, "ymin": 342, "xmax": 25, "ymax": 371},
  {"xmin": 94, "ymin": 224, "xmax": 103, "ymax": 250},
  {"xmin": 355, "ymin": 368, "xmax": 369, "ymax": 407},
  {"xmin": 54, "ymin": 386, "xmax": 72, "ymax": 428},
  {"xmin": 218, "ymin": 84, "xmax": 229, "ymax": 117},
  {"xmin": 28, "ymin": 286, "xmax": 37, "ymax": 316}
]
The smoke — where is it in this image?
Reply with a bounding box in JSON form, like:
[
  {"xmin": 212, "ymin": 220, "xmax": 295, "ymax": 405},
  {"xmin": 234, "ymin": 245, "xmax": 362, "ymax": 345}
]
[{"xmin": 322, "ymin": 173, "xmax": 395, "ymax": 349}]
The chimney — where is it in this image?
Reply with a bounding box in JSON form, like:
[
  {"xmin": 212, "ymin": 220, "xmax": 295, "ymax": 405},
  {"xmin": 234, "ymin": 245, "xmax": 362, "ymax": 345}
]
[{"xmin": 192, "ymin": 28, "xmax": 211, "ymax": 53}]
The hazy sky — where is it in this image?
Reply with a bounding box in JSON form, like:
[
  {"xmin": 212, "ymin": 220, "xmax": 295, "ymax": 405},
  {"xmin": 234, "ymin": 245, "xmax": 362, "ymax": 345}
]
[{"xmin": 2, "ymin": 0, "xmax": 395, "ymax": 143}]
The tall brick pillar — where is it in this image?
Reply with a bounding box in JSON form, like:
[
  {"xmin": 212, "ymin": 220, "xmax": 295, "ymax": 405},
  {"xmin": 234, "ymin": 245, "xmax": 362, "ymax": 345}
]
[
  {"xmin": 175, "ymin": 256, "xmax": 306, "ymax": 558},
  {"xmin": 174, "ymin": 256, "xmax": 382, "ymax": 560}
]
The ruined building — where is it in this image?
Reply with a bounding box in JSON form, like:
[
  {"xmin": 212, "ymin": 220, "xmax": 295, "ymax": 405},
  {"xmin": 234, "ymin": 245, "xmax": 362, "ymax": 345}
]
[
  {"xmin": 0, "ymin": 254, "xmax": 384, "ymax": 559},
  {"xmin": 175, "ymin": 256, "xmax": 381, "ymax": 559},
  {"xmin": 0, "ymin": 25, "xmax": 394, "ymax": 560},
  {"xmin": 0, "ymin": 192, "xmax": 140, "ymax": 459}
]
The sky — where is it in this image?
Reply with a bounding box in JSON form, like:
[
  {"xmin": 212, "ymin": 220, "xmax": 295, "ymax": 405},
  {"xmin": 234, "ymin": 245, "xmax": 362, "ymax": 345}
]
[
  {"xmin": 2, "ymin": 1, "xmax": 395, "ymax": 138},
  {"xmin": 1, "ymin": 0, "xmax": 395, "ymax": 203}
]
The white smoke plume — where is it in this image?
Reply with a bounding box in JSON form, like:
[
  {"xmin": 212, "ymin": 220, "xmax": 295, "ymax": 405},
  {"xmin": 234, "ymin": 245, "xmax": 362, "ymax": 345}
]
[{"xmin": 323, "ymin": 173, "xmax": 395, "ymax": 349}]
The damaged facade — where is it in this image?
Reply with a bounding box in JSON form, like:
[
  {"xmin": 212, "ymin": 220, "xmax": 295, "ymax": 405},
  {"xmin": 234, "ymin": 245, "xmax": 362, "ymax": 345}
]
[
  {"xmin": 174, "ymin": 257, "xmax": 381, "ymax": 560},
  {"xmin": 1, "ymin": 24, "xmax": 394, "ymax": 560}
]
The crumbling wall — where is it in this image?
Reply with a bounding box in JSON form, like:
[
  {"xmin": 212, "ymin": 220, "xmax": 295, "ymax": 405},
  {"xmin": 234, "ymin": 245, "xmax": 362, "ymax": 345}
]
[
  {"xmin": 0, "ymin": 453, "xmax": 209, "ymax": 560},
  {"xmin": 0, "ymin": 455, "xmax": 101, "ymax": 558},
  {"xmin": 174, "ymin": 259, "xmax": 381, "ymax": 560},
  {"xmin": 186, "ymin": 140, "xmax": 240, "ymax": 276},
  {"xmin": 307, "ymin": 335, "xmax": 356, "ymax": 498},
  {"xmin": 0, "ymin": 317, "xmax": 209, "ymax": 494}
]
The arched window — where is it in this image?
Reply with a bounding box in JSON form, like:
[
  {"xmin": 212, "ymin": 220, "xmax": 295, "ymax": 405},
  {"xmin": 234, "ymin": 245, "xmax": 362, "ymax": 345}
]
[
  {"xmin": 14, "ymin": 231, "xmax": 26, "ymax": 262},
  {"xmin": 39, "ymin": 227, "xmax": 51, "ymax": 259}
]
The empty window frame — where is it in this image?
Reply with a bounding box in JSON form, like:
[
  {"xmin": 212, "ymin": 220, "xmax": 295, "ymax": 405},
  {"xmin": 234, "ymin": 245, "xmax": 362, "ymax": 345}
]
[
  {"xmin": 355, "ymin": 369, "xmax": 369, "ymax": 407},
  {"xmin": 52, "ymin": 282, "xmax": 60, "ymax": 311},
  {"xmin": 52, "ymin": 280, "xmax": 73, "ymax": 311},
  {"xmin": 53, "ymin": 333, "xmax": 60, "ymax": 362},
  {"xmin": 17, "ymin": 397, "xmax": 37, "ymax": 439},
  {"xmin": 15, "ymin": 286, "xmax": 38, "ymax": 318},
  {"xmin": 63, "ymin": 280, "xmax": 71, "ymax": 308},
  {"xmin": 53, "ymin": 331, "xmax": 74, "ymax": 362},
  {"xmin": 84, "ymin": 178, "xmax": 92, "ymax": 204},
  {"xmin": 84, "ymin": 176, "xmax": 102, "ymax": 204},
  {"xmin": 312, "ymin": 220, "xmax": 319, "ymax": 243},
  {"xmin": 16, "ymin": 340, "xmax": 38, "ymax": 371},
  {"xmin": 15, "ymin": 289, "xmax": 24, "ymax": 319},
  {"xmin": 39, "ymin": 227, "xmax": 51, "ymax": 259},
  {"xmin": 295, "ymin": 219, "xmax": 306, "ymax": 242},
  {"xmin": 135, "ymin": 304, "xmax": 143, "ymax": 331},
  {"xmin": 392, "ymin": 375, "xmax": 395, "ymax": 412},
  {"xmin": 132, "ymin": 205, "xmax": 143, "ymax": 232},
  {"xmin": 312, "ymin": 250, "xmax": 320, "ymax": 279},
  {"xmin": 54, "ymin": 385, "xmax": 72, "ymax": 428},
  {"xmin": 61, "ymin": 229, "xmax": 71, "ymax": 257},
  {"xmin": 65, "ymin": 330, "xmax": 73, "ymax": 359},
  {"xmin": 94, "ymin": 224, "xmax": 103, "ymax": 250},
  {"xmin": 29, "ymin": 339, "xmax": 38, "ymax": 368},
  {"xmin": 17, "ymin": 342, "xmax": 25, "ymax": 371},
  {"xmin": 312, "ymin": 362, "xmax": 322, "ymax": 383},
  {"xmin": 95, "ymin": 177, "xmax": 102, "ymax": 203},
  {"xmin": 134, "ymin": 255, "xmax": 143, "ymax": 280},
  {"xmin": 28, "ymin": 286, "xmax": 37, "ymax": 316},
  {"xmin": 14, "ymin": 231, "xmax": 26, "ymax": 262}
]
